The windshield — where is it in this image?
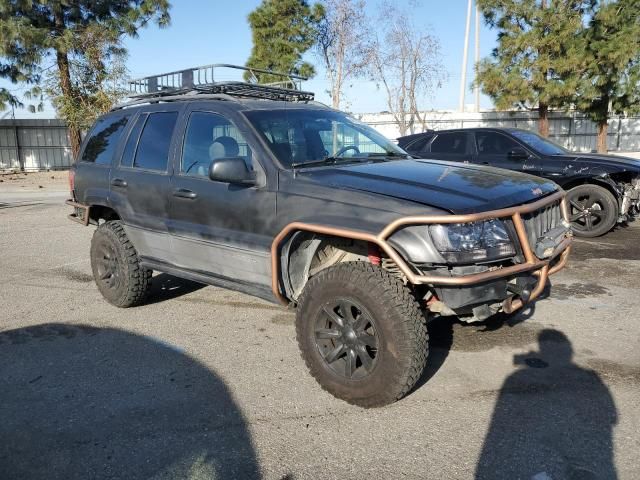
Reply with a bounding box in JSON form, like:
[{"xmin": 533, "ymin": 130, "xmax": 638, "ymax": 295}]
[
  {"xmin": 510, "ymin": 130, "xmax": 567, "ymax": 156},
  {"xmin": 244, "ymin": 109, "xmax": 407, "ymax": 168}
]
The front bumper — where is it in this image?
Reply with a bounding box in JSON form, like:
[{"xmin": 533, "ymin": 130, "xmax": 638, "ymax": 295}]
[{"xmin": 272, "ymin": 190, "xmax": 572, "ymax": 313}]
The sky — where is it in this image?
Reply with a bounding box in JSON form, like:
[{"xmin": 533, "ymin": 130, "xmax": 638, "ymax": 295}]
[{"xmin": 1, "ymin": 0, "xmax": 498, "ymax": 119}]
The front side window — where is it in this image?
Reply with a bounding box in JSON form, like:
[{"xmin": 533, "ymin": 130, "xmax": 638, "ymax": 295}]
[
  {"xmin": 181, "ymin": 112, "xmax": 253, "ymax": 177},
  {"xmin": 510, "ymin": 130, "xmax": 567, "ymax": 155},
  {"xmin": 81, "ymin": 115, "xmax": 129, "ymax": 165},
  {"xmin": 244, "ymin": 109, "xmax": 406, "ymax": 167},
  {"xmin": 133, "ymin": 112, "xmax": 179, "ymax": 171},
  {"xmin": 476, "ymin": 132, "xmax": 520, "ymax": 156},
  {"xmin": 431, "ymin": 133, "xmax": 468, "ymax": 154}
]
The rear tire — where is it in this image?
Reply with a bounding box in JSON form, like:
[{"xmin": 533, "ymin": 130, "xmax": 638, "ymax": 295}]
[
  {"xmin": 566, "ymin": 184, "xmax": 618, "ymax": 238},
  {"xmin": 296, "ymin": 262, "xmax": 428, "ymax": 408},
  {"xmin": 90, "ymin": 221, "xmax": 152, "ymax": 307}
]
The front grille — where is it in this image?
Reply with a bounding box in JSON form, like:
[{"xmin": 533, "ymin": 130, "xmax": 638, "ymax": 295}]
[{"xmin": 521, "ymin": 201, "xmax": 563, "ymax": 248}]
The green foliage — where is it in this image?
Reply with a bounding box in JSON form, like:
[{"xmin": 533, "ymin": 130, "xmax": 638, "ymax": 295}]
[
  {"xmin": 43, "ymin": 25, "xmax": 129, "ymax": 132},
  {"xmin": 245, "ymin": 0, "xmax": 324, "ymax": 83},
  {"xmin": 475, "ymin": 0, "xmax": 591, "ymax": 113},
  {"xmin": 573, "ymin": 0, "xmax": 640, "ymax": 124},
  {"xmin": 0, "ymin": 0, "xmax": 170, "ymax": 153}
]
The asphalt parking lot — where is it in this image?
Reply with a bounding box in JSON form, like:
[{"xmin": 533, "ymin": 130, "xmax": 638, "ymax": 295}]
[{"xmin": 1, "ymin": 189, "xmax": 639, "ymax": 480}]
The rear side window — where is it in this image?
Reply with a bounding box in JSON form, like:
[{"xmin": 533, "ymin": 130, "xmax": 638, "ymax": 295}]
[
  {"xmin": 133, "ymin": 112, "xmax": 179, "ymax": 171},
  {"xmin": 81, "ymin": 116, "xmax": 129, "ymax": 165},
  {"xmin": 430, "ymin": 132, "xmax": 468, "ymax": 154}
]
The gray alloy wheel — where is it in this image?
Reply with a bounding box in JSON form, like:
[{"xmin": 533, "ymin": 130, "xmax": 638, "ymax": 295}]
[{"xmin": 566, "ymin": 184, "xmax": 618, "ymax": 238}]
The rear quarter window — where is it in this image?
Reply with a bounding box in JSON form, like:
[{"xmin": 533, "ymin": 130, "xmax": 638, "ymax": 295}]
[{"xmin": 81, "ymin": 115, "xmax": 129, "ymax": 165}]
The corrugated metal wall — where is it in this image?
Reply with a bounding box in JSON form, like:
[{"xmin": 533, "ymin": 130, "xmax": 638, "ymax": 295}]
[{"xmin": 0, "ymin": 119, "xmax": 73, "ymax": 171}]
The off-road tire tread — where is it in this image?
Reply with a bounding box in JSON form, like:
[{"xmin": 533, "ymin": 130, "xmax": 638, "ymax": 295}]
[
  {"xmin": 90, "ymin": 220, "xmax": 152, "ymax": 308},
  {"xmin": 296, "ymin": 262, "xmax": 428, "ymax": 408}
]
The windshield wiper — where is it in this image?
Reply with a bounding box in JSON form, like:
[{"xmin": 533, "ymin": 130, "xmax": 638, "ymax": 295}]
[
  {"xmin": 291, "ymin": 156, "xmax": 370, "ymax": 169},
  {"xmin": 366, "ymin": 151, "xmax": 410, "ymax": 159}
]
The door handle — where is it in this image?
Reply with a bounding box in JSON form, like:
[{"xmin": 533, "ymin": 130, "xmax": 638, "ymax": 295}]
[
  {"xmin": 111, "ymin": 178, "xmax": 127, "ymax": 188},
  {"xmin": 173, "ymin": 188, "xmax": 197, "ymax": 199}
]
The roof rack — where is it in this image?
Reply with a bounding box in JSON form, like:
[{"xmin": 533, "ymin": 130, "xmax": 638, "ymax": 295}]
[{"xmin": 124, "ymin": 63, "xmax": 315, "ymax": 103}]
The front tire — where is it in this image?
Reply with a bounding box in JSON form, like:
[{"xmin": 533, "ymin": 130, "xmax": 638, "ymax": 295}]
[
  {"xmin": 296, "ymin": 262, "xmax": 428, "ymax": 408},
  {"xmin": 90, "ymin": 221, "xmax": 152, "ymax": 307},
  {"xmin": 566, "ymin": 184, "xmax": 618, "ymax": 237}
]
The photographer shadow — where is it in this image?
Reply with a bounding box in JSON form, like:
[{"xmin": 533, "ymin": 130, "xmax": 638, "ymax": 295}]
[
  {"xmin": 475, "ymin": 329, "xmax": 618, "ymax": 480},
  {"xmin": 0, "ymin": 323, "xmax": 260, "ymax": 479}
]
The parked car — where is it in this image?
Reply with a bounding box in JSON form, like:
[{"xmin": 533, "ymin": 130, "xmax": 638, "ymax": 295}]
[
  {"xmin": 67, "ymin": 65, "xmax": 572, "ymax": 407},
  {"xmin": 398, "ymin": 128, "xmax": 640, "ymax": 237}
]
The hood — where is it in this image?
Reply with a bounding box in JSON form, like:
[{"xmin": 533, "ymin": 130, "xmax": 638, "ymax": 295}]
[
  {"xmin": 551, "ymin": 153, "xmax": 640, "ymax": 173},
  {"xmin": 298, "ymin": 159, "xmax": 558, "ymax": 214}
]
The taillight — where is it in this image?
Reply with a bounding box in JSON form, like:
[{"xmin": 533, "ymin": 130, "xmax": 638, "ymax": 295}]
[{"xmin": 69, "ymin": 169, "xmax": 75, "ymax": 196}]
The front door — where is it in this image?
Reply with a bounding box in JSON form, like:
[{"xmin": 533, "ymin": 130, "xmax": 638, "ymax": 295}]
[
  {"xmin": 167, "ymin": 108, "xmax": 276, "ymax": 288},
  {"xmin": 473, "ymin": 130, "xmax": 530, "ymax": 172},
  {"xmin": 109, "ymin": 106, "xmax": 182, "ymax": 262}
]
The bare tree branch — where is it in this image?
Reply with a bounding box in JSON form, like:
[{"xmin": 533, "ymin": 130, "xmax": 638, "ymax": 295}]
[{"xmin": 362, "ymin": 3, "xmax": 447, "ymax": 136}]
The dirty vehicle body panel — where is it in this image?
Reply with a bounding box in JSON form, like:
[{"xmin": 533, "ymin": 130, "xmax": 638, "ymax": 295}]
[
  {"xmin": 68, "ymin": 67, "xmax": 572, "ymax": 406},
  {"xmin": 398, "ymin": 128, "xmax": 640, "ymax": 236},
  {"xmin": 70, "ymin": 99, "xmax": 571, "ymax": 316}
]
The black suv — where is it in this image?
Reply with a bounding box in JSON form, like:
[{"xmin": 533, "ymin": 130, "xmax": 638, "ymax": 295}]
[
  {"xmin": 67, "ymin": 65, "xmax": 572, "ymax": 407},
  {"xmin": 398, "ymin": 128, "xmax": 640, "ymax": 237}
]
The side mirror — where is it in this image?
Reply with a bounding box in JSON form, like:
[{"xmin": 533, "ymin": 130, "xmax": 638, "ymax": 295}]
[
  {"xmin": 209, "ymin": 157, "xmax": 255, "ymax": 185},
  {"xmin": 508, "ymin": 147, "xmax": 529, "ymax": 160}
]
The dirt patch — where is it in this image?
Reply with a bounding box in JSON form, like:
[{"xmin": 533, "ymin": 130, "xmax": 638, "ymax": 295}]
[
  {"xmin": 586, "ymin": 358, "xmax": 640, "ymax": 384},
  {"xmin": 54, "ymin": 267, "xmax": 94, "ymax": 283},
  {"xmin": 428, "ymin": 316, "xmax": 543, "ymax": 353},
  {"xmin": 271, "ymin": 313, "xmax": 295, "ymax": 325},
  {"xmin": 176, "ymin": 297, "xmax": 281, "ymax": 311},
  {"xmin": 550, "ymin": 282, "xmax": 611, "ymax": 301},
  {"xmin": 570, "ymin": 223, "xmax": 640, "ymax": 261},
  {"xmin": 0, "ymin": 170, "xmax": 68, "ymax": 190}
]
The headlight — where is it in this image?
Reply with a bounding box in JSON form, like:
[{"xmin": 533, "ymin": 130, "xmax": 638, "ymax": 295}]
[{"xmin": 429, "ymin": 219, "xmax": 516, "ymax": 264}]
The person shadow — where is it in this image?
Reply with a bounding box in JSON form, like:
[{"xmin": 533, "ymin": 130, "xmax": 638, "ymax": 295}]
[
  {"xmin": 475, "ymin": 329, "xmax": 618, "ymax": 480},
  {"xmin": 0, "ymin": 323, "xmax": 260, "ymax": 479}
]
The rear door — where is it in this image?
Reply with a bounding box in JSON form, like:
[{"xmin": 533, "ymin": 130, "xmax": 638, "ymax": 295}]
[
  {"xmin": 167, "ymin": 105, "xmax": 276, "ymax": 288},
  {"xmin": 73, "ymin": 113, "xmax": 130, "ymax": 206},
  {"xmin": 426, "ymin": 131, "xmax": 473, "ymax": 162},
  {"xmin": 109, "ymin": 105, "xmax": 182, "ymax": 262}
]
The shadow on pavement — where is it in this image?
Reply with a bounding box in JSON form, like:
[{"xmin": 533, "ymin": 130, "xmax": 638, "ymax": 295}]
[
  {"xmin": 144, "ymin": 273, "xmax": 206, "ymax": 305},
  {"xmin": 0, "ymin": 323, "xmax": 260, "ymax": 479},
  {"xmin": 475, "ymin": 329, "xmax": 617, "ymax": 480}
]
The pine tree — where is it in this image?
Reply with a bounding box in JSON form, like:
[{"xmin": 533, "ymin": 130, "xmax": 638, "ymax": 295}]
[
  {"xmin": 475, "ymin": 0, "xmax": 589, "ymax": 137},
  {"xmin": 245, "ymin": 0, "xmax": 324, "ymax": 83},
  {"xmin": 0, "ymin": 1, "xmax": 171, "ymax": 157},
  {"xmin": 574, "ymin": 0, "xmax": 640, "ymax": 153}
]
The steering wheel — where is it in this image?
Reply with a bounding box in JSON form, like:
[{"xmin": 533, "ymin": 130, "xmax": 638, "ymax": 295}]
[{"xmin": 334, "ymin": 145, "xmax": 360, "ymax": 157}]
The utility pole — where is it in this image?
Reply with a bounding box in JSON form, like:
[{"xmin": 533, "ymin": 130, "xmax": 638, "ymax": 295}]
[
  {"xmin": 458, "ymin": 0, "xmax": 473, "ymax": 112},
  {"xmin": 474, "ymin": 3, "xmax": 480, "ymax": 113}
]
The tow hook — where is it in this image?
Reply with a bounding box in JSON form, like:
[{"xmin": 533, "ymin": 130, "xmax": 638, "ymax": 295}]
[{"xmin": 506, "ymin": 282, "xmax": 532, "ymax": 304}]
